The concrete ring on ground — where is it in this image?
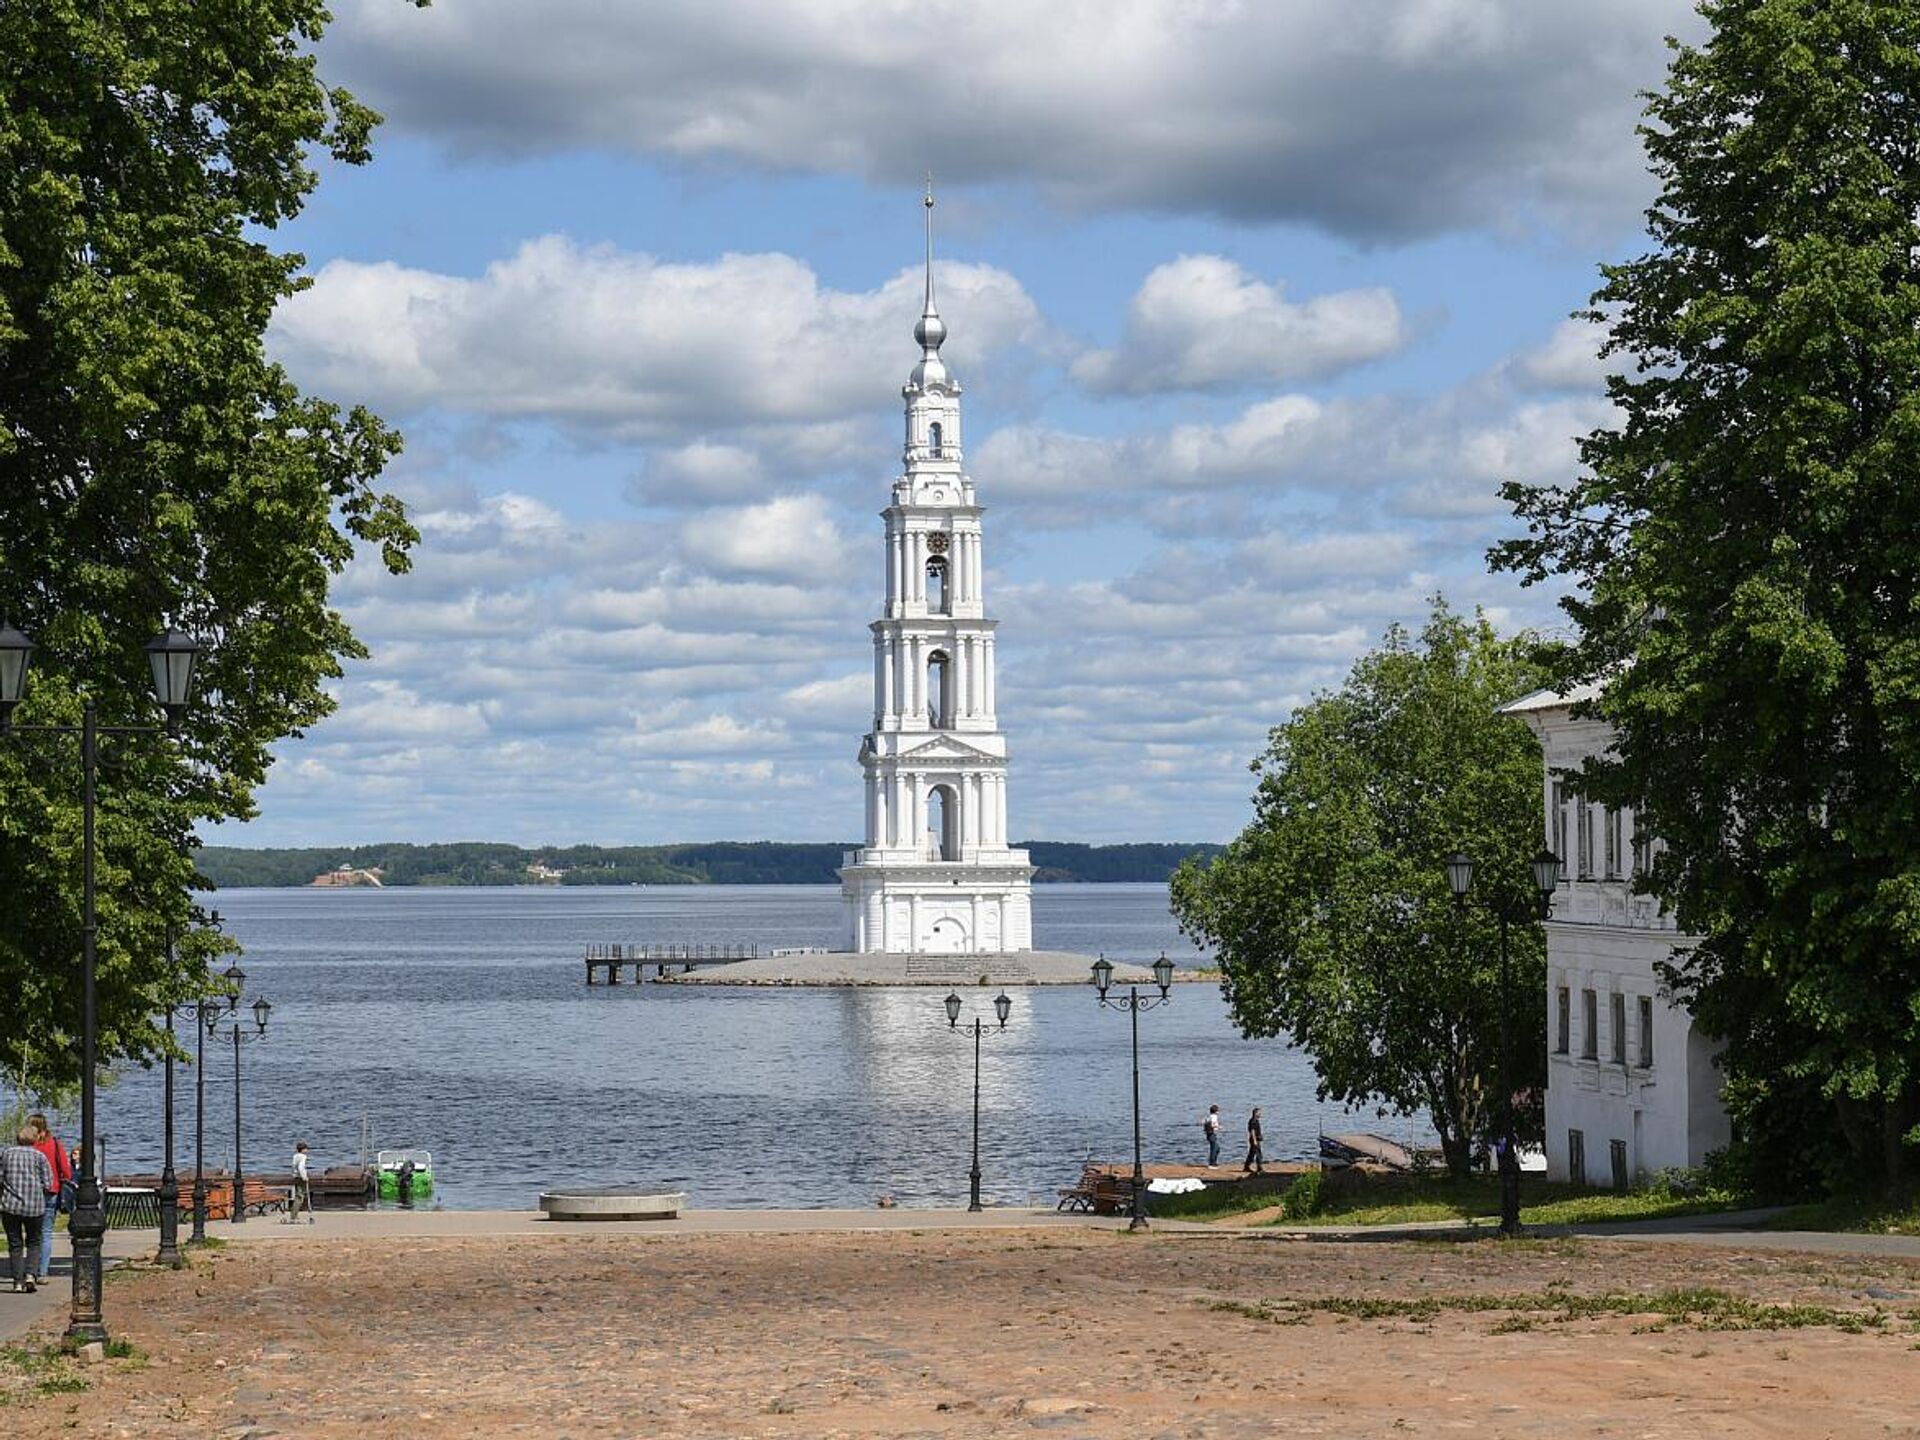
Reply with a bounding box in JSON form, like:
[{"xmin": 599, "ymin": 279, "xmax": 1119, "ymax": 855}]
[{"xmin": 538, "ymin": 1188, "xmax": 687, "ymax": 1221}]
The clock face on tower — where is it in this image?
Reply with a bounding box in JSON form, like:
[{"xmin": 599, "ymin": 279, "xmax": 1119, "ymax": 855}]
[{"xmin": 928, "ymin": 533, "xmax": 950, "ymax": 554}]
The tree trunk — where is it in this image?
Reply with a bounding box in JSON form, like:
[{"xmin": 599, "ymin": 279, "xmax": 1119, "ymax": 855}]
[
  {"xmin": 1834, "ymin": 1093, "xmax": 1874, "ymax": 1177},
  {"xmin": 1428, "ymin": 1069, "xmax": 1476, "ymax": 1179},
  {"xmin": 1437, "ymin": 1129, "xmax": 1473, "ymax": 1179},
  {"xmin": 1884, "ymin": 1088, "xmax": 1917, "ymax": 1189}
]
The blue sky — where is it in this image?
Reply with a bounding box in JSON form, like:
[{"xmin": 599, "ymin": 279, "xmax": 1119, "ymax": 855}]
[{"xmin": 229, "ymin": 0, "xmax": 1701, "ymax": 849}]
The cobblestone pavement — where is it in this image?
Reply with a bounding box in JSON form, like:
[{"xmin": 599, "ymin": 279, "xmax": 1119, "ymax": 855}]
[{"xmin": 5, "ymin": 1228, "xmax": 1918, "ymax": 1438}]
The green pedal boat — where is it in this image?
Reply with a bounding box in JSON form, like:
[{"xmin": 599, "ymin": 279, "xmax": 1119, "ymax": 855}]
[{"xmin": 375, "ymin": 1148, "xmax": 434, "ymax": 1202}]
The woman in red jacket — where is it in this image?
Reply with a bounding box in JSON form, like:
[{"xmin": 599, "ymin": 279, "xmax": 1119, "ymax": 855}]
[{"xmin": 26, "ymin": 1115, "xmax": 70, "ymax": 1283}]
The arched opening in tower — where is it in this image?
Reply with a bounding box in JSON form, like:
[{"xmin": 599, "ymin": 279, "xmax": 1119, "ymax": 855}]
[
  {"xmin": 926, "ymin": 648, "xmax": 951, "ymax": 726},
  {"xmin": 926, "ymin": 556, "xmax": 949, "ymax": 614},
  {"xmin": 926, "ymin": 783, "xmax": 961, "ymax": 861},
  {"xmin": 928, "ymin": 420, "xmax": 944, "ymax": 456}
]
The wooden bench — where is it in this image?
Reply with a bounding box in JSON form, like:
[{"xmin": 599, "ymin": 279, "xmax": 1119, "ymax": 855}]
[
  {"xmin": 1056, "ymin": 1164, "xmax": 1100, "ymax": 1212},
  {"xmin": 1057, "ymin": 1168, "xmax": 1142, "ymax": 1216},
  {"xmin": 1091, "ymin": 1173, "xmax": 1139, "ymax": 1216},
  {"xmin": 244, "ymin": 1185, "xmax": 294, "ymax": 1219}
]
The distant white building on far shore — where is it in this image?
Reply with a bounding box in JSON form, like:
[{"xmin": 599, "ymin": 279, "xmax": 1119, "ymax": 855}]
[{"xmin": 1501, "ymin": 685, "xmax": 1731, "ymax": 1185}]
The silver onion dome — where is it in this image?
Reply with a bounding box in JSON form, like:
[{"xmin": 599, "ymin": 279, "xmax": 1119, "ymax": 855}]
[{"xmin": 914, "ymin": 308, "xmax": 947, "ymax": 352}]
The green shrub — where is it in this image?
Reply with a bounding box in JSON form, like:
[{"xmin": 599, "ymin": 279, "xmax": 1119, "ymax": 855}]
[{"xmin": 1282, "ymin": 1170, "xmax": 1324, "ymax": 1220}]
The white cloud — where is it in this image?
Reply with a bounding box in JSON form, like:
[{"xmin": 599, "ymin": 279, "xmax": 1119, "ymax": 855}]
[
  {"xmin": 226, "ymin": 311, "xmax": 1592, "ymax": 847},
  {"xmin": 325, "ymin": 0, "xmax": 1696, "ymax": 240},
  {"xmin": 679, "ymin": 495, "xmax": 855, "ymax": 581},
  {"xmin": 271, "ymin": 237, "xmax": 1045, "ymax": 441},
  {"xmin": 1072, "ymin": 256, "xmax": 1407, "ymax": 394},
  {"xmin": 978, "ymin": 325, "xmax": 1619, "ymax": 531},
  {"xmin": 977, "ymin": 395, "xmax": 1347, "ymax": 511},
  {"xmin": 1513, "ymin": 316, "xmax": 1613, "ymax": 392}
]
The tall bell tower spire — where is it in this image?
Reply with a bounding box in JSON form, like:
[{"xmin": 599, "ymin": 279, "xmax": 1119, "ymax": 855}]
[{"xmin": 838, "ymin": 185, "xmax": 1034, "ymax": 957}]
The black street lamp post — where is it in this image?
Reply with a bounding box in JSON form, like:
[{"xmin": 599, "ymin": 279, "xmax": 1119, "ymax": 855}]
[
  {"xmin": 0, "ymin": 622, "xmax": 200, "ymax": 1344},
  {"xmin": 1091, "ymin": 952, "xmax": 1176, "ymax": 1233},
  {"xmin": 158, "ymin": 911, "xmax": 229, "ymax": 1266},
  {"xmin": 1444, "ymin": 846, "xmax": 1561, "ymax": 1237},
  {"xmin": 943, "ymin": 989, "xmax": 1013, "ymax": 1211},
  {"xmin": 207, "ymin": 972, "xmax": 271, "ymax": 1224},
  {"xmin": 190, "ymin": 994, "xmax": 217, "ymax": 1242}
]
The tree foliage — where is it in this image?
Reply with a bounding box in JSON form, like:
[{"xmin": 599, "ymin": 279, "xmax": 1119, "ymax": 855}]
[
  {"xmin": 1493, "ymin": 0, "xmax": 1920, "ymax": 1188},
  {"xmin": 1170, "ymin": 600, "xmax": 1548, "ymax": 1177},
  {"xmin": 0, "ymin": 2, "xmax": 421, "ymax": 1097}
]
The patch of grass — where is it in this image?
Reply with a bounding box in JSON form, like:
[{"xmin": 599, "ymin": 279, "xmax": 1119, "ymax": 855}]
[
  {"xmin": 1770, "ymin": 1192, "xmax": 1920, "ymax": 1236},
  {"xmin": 0, "ymin": 1343, "xmax": 94, "ymax": 1403},
  {"xmin": 102, "ymin": 1339, "xmax": 138, "ymax": 1360},
  {"xmin": 1148, "ymin": 1184, "xmax": 1289, "ymax": 1220},
  {"xmin": 1208, "ymin": 1286, "xmax": 1889, "ymax": 1333},
  {"xmin": 1263, "ymin": 1175, "xmax": 1747, "ymax": 1229}
]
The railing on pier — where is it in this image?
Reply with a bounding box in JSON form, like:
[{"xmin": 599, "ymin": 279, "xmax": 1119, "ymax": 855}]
[{"xmin": 584, "ymin": 943, "xmax": 760, "ymax": 984}]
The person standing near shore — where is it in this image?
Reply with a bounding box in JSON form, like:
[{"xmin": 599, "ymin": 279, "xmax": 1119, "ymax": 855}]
[
  {"xmin": 1203, "ymin": 1105, "xmax": 1222, "ymax": 1166},
  {"xmin": 292, "ymin": 1142, "xmax": 312, "ymax": 1220},
  {"xmin": 1, "ymin": 1127, "xmax": 53, "ymax": 1293},
  {"xmin": 1243, "ymin": 1107, "xmax": 1265, "ymax": 1175},
  {"xmin": 26, "ymin": 1115, "xmax": 69, "ymax": 1282}
]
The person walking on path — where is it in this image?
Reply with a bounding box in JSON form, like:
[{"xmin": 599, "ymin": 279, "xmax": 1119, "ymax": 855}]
[
  {"xmin": 292, "ymin": 1141, "xmax": 314, "ymax": 1221},
  {"xmin": 1203, "ymin": 1105, "xmax": 1222, "ymax": 1167},
  {"xmin": 26, "ymin": 1115, "xmax": 69, "ymax": 1281},
  {"xmin": 1243, "ymin": 1107, "xmax": 1265, "ymax": 1175},
  {"xmin": 1, "ymin": 1127, "xmax": 53, "ymax": 1293}
]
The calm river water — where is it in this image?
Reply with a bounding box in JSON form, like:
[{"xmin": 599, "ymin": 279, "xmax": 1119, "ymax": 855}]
[{"xmin": 88, "ymin": 885, "xmax": 1424, "ymax": 1209}]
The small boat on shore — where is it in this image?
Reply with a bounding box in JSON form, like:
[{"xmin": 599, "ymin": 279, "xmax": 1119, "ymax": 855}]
[{"xmin": 375, "ymin": 1148, "xmax": 435, "ymax": 1201}]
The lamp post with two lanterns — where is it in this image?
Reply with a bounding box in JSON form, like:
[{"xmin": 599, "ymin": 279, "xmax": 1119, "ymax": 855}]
[
  {"xmin": 1091, "ymin": 952, "xmax": 1176, "ymax": 1233},
  {"xmin": 206, "ymin": 963, "xmax": 271, "ymax": 1224},
  {"xmin": 157, "ymin": 908, "xmax": 228, "ymax": 1264},
  {"xmin": 1443, "ymin": 846, "xmax": 1561, "ymax": 1237},
  {"xmin": 943, "ymin": 989, "xmax": 1012, "ymax": 1212},
  {"xmin": 0, "ymin": 622, "xmax": 200, "ymax": 1344}
]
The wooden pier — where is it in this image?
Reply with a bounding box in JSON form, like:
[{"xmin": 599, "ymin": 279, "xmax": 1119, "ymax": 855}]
[{"xmin": 584, "ymin": 943, "xmax": 760, "ymax": 984}]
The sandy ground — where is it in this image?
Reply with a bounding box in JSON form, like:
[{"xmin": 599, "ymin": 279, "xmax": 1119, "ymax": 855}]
[{"xmin": 6, "ymin": 1227, "xmax": 1919, "ymax": 1438}]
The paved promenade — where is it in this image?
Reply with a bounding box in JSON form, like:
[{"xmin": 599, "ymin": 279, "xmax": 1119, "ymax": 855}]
[{"xmin": 2, "ymin": 1211, "xmax": 1914, "ymax": 1438}]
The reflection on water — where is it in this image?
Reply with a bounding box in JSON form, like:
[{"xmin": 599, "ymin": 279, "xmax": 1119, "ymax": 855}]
[{"xmin": 85, "ymin": 885, "xmax": 1430, "ymax": 1208}]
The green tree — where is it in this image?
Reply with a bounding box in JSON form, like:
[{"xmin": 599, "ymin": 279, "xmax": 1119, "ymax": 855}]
[
  {"xmin": 0, "ymin": 2, "xmax": 421, "ymax": 1097},
  {"xmin": 1170, "ymin": 600, "xmax": 1548, "ymax": 1177},
  {"xmin": 1494, "ymin": 0, "xmax": 1920, "ymax": 1189}
]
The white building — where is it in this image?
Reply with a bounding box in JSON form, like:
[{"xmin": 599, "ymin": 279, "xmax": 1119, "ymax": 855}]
[
  {"xmin": 1502, "ymin": 685, "xmax": 1730, "ymax": 1185},
  {"xmin": 838, "ymin": 192, "xmax": 1034, "ymax": 955}
]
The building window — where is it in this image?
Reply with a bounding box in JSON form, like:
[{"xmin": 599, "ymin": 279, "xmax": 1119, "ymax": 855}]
[
  {"xmin": 1631, "ymin": 819, "xmax": 1652, "ymax": 877},
  {"xmin": 1604, "ymin": 807, "xmax": 1621, "ymax": 878},
  {"xmin": 1568, "ymin": 1129, "xmax": 1586, "ymax": 1186},
  {"xmin": 925, "ymin": 556, "xmax": 949, "ymax": 615},
  {"xmin": 1555, "ymin": 987, "xmax": 1570, "ymax": 1054},
  {"xmin": 1611, "ymin": 992, "xmax": 1627, "ymax": 1065},
  {"xmin": 1581, "ymin": 989, "xmax": 1598, "ymax": 1059},
  {"xmin": 1638, "ymin": 995, "xmax": 1654, "ymax": 1068},
  {"xmin": 928, "ymin": 421, "xmax": 943, "ymax": 456},
  {"xmin": 1610, "ymin": 1137, "xmax": 1630, "ymax": 1190},
  {"xmin": 1551, "ymin": 781, "xmax": 1567, "ymax": 874},
  {"xmin": 1576, "ymin": 797, "xmax": 1592, "ymax": 878}
]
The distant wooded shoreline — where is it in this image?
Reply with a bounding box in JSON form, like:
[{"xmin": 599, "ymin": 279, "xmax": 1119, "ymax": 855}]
[{"xmin": 196, "ymin": 840, "xmax": 1224, "ymax": 889}]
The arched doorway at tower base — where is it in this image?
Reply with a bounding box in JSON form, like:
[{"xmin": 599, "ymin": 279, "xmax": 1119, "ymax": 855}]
[{"xmin": 923, "ymin": 916, "xmax": 970, "ymax": 953}]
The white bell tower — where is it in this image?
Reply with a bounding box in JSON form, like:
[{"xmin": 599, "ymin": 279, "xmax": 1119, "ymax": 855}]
[{"xmin": 839, "ymin": 184, "xmax": 1034, "ymax": 955}]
